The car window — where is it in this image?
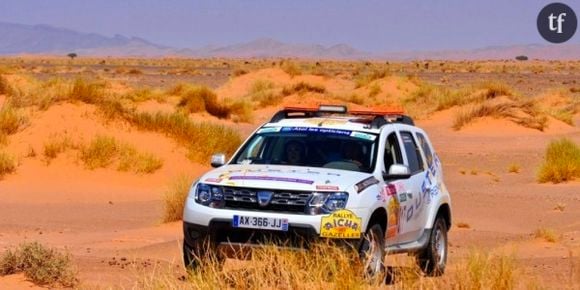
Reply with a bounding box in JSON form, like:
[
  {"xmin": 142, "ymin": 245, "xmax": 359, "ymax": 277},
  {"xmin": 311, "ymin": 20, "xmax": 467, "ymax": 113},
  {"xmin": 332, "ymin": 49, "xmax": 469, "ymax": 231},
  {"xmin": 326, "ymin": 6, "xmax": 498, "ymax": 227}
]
[
  {"xmin": 233, "ymin": 127, "xmax": 379, "ymax": 173},
  {"xmin": 400, "ymin": 131, "xmax": 425, "ymax": 174},
  {"xmin": 416, "ymin": 133, "xmax": 434, "ymax": 169},
  {"xmin": 384, "ymin": 133, "xmax": 403, "ymax": 172}
]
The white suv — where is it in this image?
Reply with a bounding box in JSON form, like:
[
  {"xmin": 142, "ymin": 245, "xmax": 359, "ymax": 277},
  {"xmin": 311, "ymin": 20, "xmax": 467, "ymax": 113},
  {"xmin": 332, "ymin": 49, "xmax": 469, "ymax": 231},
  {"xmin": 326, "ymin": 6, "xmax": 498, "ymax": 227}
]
[{"xmin": 182, "ymin": 105, "xmax": 452, "ymax": 277}]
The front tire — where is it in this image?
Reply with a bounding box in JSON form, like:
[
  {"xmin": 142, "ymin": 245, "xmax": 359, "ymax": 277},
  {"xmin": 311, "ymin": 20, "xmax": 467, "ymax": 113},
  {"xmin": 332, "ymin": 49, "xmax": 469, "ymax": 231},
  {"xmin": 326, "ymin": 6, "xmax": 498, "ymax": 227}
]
[
  {"xmin": 416, "ymin": 216, "xmax": 448, "ymax": 276},
  {"xmin": 183, "ymin": 236, "xmax": 222, "ymax": 270},
  {"xmin": 359, "ymin": 223, "xmax": 386, "ymax": 281}
]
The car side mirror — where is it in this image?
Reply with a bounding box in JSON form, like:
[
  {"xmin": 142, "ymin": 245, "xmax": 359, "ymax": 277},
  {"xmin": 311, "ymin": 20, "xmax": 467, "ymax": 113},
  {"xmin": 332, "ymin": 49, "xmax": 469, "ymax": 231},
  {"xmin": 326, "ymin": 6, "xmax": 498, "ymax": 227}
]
[
  {"xmin": 210, "ymin": 153, "xmax": 226, "ymax": 168},
  {"xmin": 383, "ymin": 164, "xmax": 411, "ymax": 180}
]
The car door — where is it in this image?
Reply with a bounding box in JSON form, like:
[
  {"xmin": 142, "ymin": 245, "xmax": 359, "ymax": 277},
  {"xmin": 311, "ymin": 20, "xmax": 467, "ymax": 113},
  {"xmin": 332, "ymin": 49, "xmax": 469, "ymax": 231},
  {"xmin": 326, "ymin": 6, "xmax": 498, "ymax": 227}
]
[
  {"xmin": 380, "ymin": 129, "xmax": 413, "ymax": 245},
  {"xmin": 393, "ymin": 128, "xmax": 429, "ymax": 244}
]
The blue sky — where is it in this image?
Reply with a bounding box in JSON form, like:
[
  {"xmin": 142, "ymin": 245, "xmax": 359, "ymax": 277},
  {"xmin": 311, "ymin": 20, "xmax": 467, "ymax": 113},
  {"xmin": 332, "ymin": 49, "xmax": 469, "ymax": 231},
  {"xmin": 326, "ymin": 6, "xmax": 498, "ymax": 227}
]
[{"xmin": 0, "ymin": 0, "xmax": 577, "ymax": 52}]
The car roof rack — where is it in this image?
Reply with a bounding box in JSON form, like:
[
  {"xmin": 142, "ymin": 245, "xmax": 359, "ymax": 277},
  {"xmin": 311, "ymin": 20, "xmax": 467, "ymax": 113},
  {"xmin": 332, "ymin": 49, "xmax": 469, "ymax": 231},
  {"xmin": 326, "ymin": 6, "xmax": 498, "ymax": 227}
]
[{"xmin": 269, "ymin": 104, "xmax": 414, "ymax": 128}]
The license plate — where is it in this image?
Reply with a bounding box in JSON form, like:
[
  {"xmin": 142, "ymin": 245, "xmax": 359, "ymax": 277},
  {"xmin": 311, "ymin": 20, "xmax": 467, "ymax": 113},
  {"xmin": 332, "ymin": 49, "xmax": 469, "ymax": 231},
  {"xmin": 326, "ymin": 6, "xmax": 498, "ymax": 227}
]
[{"xmin": 232, "ymin": 215, "xmax": 289, "ymax": 231}]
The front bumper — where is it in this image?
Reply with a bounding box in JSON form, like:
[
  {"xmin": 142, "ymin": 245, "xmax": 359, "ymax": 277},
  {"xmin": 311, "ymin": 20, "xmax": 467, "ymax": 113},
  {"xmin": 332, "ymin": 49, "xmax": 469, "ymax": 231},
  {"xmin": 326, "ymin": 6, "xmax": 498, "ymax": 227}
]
[
  {"xmin": 183, "ymin": 196, "xmax": 371, "ymax": 235},
  {"xmin": 182, "ymin": 196, "xmax": 369, "ymax": 249}
]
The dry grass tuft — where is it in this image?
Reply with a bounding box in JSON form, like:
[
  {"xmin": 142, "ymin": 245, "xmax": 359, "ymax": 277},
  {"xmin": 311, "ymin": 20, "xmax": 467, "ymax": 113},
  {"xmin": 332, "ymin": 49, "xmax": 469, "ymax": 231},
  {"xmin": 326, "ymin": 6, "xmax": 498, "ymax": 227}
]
[
  {"xmin": 79, "ymin": 135, "xmax": 163, "ymax": 174},
  {"xmin": 0, "ymin": 74, "xmax": 13, "ymax": 95},
  {"xmin": 451, "ymin": 250, "xmax": 517, "ymax": 290},
  {"xmin": 69, "ymin": 78, "xmax": 106, "ymax": 104},
  {"xmin": 534, "ymin": 228, "xmax": 559, "ymax": 243},
  {"xmin": 281, "ymin": 82, "xmax": 326, "ymax": 96},
  {"xmin": 354, "ymin": 69, "xmax": 390, "ymax": 88},
  {"xmin": 162, "ymin": 175, "xmax": 192, "ymax": 222},
  {"xmin": 0, "ymin": 104, "xmax": 27, "ymax": 135},
  {"xmin": 118, "ymin": 146, "xmax": 163, "ymax": 174},
  {"xmin": 452, "ymin": 101, "xmax": 547, "ymax": 131},
  {"xmin": 537, "ymin": 138, "xmax": 580, "ymax": 183},
  {"xmin": 457, "ymin": 222, "xmax": 471, "ymax": 229},
  {"xmin": 281, "ymin": 61, "xmax": 302, "ymax": 77},
  {"xmin": 249, "ymin": 80, "xmax": 282, "ymax": 108},
  {"xmin": 128, "ymin": 111, "xmax": 242, "ymax": 163},
  {"xmin": 135, "ymin": 244, "xmax": 522, "ymax": 289},
  {"xmin": 177, "ymin": 86, "xmax": 230, "ymax": 118},
  {"xmin": 0, "ymin": 241, "xmax": 78, "ymax": 287},
  {"xmin": 43, "ymin": 135, "xmax": 74, "ymax": 164},
  {"xmin": 0, "ymin": 150, "xmax": 16, "ymax": 178},
  {"xmin": 507, "ymin": 163, "xmax": 521, "ymax": 174},
  {"xmin": 553, "ymin": 203, "xmax": 566, "ymax": 212}
]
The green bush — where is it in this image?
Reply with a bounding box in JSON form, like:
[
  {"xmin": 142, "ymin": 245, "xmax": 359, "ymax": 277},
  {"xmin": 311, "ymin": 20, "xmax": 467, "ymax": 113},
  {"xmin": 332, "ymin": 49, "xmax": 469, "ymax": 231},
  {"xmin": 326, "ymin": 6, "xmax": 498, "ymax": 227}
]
[
  {"xmin": 0, "ymin": 242, "xmax": 78, "ymax": 287},
  {"xmin": 537, "ymin": 138, "xmax": 580, "ymax": 183}
]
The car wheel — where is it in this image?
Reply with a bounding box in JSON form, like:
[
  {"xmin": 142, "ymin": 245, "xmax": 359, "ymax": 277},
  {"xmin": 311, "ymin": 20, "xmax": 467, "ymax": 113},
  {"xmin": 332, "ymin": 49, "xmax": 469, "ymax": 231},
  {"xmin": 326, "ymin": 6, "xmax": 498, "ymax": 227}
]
[
  {"xmin": 183, "ymin": 237, "xmax": 222, "ymax": 271},
  {"xmin": 416, "ymin": 216, "xmax": 448, "ymax": 276},
  {"xmin": 359, "ymin": 223, "xmax": 386, "ymax": 281}
]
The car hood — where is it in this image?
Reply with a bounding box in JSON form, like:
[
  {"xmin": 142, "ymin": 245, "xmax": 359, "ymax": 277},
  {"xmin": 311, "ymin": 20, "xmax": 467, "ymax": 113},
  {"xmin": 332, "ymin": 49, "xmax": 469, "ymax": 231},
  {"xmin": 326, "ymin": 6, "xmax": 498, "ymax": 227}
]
[{"xmin": 199, "ymin": 164, "xmax": 371, "ymax": 192}]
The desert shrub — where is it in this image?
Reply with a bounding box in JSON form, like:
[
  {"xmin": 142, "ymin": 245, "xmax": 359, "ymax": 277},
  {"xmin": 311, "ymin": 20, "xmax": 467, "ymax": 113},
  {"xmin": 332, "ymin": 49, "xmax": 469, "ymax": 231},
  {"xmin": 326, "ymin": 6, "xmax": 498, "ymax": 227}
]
[
  {"xmin": 43, "ymin": 136, "xmax": 73, "ymax": 164},
  {"xmin": 451, "ymin": 250, "xmax": 517, "ymax": 290},
  {"xmin": 177, "ymin": 86, "xmax": 230, "ymax": 118},
  {"xmin": 0, "ymin": 241, "xmax": 78, "ymax": 287},
  {"xmin": 354, "ymin": 69, "xmax": 390, "ymax": 88},
  {"xmin": 118, "ymin": 146, "xmax": 163, "ymax": 174},
  {"xmin": 79, "ymin": 135, "xmax": 163, "ymax": 174},
  {"xmin": 507, "ymin": 163, "xmax": 521, "ymax": 173},
  {"xmin": 129, "ymin": 111, "xmax": 242, "ymax": 163},
  {"xmin": 162, "ymin": 175, "xmax": 191, "ymax": 222},
  {"xmin": 537, "ymin": 138, "xmax": 580, "ymax": 183},
  {"xmin": 250, "ymin": 79, "xmax": 274, "ymax": 94},
  {"xmin": 534, "ymin": 228, "xmax": 559, "ymax": 242},
  {"xmin": 79, "ymin": 135, "xmax": 118, "ymax": 169},
  {"xmin": 281, "ymin": 61, "xmax": 302, "ymax": 77},
  {"xmin": 0, "ymin": 75, "xmax": 12, "ymax": 95},
  {"xmin": 229, "ymin": 100, "xmax": 254, "ymax": 123},
  {"xmin": 281, "ymin": 82, "xmax": 326, "ymax": 96},
  {"xmin": 368, "ymin": 83, "xmax": 382, "ymax": 98},
  {"xmin": 128, "ymin": 68, "xmax": 143, "ymax": 75},
  {"xmin": 249, "ymin": 80, "xmax": 282, "ymax": 107},
  {"xmin": 125, "ymin": 88, "xmax": 164, "ymax": 103},
  {"xmin": 232, "ymin": 69, "xmax": 248, "ymax": 77},
  {"xmin": 0, "ymin": 150, "xmax": 16, "ymax": 177},
  {"xmin": 69, "ymin": 78, "xmax": 105, "ymax": 104},
  {"xmin": 476, "ymin": 80, "xmax": 514, "ymax": 99},
  {"xmin": 0, "ymin": 104, "xmax": 27, "ymax": 135},
  {"xmin": 453, "ymin": 101, "xmax": 547, "ymax": 131}
]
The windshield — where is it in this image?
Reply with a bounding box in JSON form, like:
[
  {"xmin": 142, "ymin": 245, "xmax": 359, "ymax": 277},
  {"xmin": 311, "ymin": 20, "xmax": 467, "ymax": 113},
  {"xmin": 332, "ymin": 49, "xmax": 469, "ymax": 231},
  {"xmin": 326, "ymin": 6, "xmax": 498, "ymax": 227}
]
[{"xmin": 233, "ymin": 126, "xmax": 378, "ymax": 173}]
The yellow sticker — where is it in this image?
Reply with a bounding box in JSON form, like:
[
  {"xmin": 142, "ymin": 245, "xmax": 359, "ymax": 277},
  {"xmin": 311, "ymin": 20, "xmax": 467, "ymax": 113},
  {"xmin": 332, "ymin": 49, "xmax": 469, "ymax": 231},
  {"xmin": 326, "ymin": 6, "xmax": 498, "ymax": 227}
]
[{"xmin": 320, "ymin": 209, "xmax": 362, "ymax": 239}]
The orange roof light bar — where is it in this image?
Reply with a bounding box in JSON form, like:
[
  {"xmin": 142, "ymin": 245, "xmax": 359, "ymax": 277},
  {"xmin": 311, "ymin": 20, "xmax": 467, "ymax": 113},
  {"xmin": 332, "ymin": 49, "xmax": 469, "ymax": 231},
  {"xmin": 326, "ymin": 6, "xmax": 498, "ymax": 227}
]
[
  {"xmin": 282, "ymin": 104, "xmax": 404, "ymax": 116},
  {"xmin": 349, "ymin": 107, "xmax": 405, "ymax": 116},
  {"xmin": 283, "ymin": 104, "xmax": 347, "ymax": 113}
]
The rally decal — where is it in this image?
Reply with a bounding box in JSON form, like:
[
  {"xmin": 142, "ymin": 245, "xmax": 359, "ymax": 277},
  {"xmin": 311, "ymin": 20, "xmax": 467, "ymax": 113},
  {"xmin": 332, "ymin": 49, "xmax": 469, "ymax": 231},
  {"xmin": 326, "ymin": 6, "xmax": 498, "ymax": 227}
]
[
  {"xmin": 320, "ymin": 209, "xmax": 362, "ymax": 239},
  {"xmin": 354, "ymin": 177, "xmax": 379, "ymax": 193},
  {"xmin": 316, "ymin": 185, "xmax": 340, "ymax": 191},
  {"xmin": 229, "ymin": 175, "xmax": 314, "ymax": 185}
]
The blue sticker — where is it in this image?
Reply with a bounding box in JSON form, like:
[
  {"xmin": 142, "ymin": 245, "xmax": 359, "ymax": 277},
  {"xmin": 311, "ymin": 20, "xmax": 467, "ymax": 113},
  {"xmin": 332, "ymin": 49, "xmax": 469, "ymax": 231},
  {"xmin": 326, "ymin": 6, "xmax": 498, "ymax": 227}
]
[
  {"xmin": 280, "ymin": 127, "xmax": 352, "ymax": 136},
  {"xmin": 232, "ymin": 215, "xmax": 239, "ymax": 227}
]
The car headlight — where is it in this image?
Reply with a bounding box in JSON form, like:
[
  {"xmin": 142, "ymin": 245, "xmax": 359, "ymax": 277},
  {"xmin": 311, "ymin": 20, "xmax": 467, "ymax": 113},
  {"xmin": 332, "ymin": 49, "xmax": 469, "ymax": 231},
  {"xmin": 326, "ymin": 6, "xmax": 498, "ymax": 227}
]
[
  {"xmin": 307, "ymin": 192, "xmax": 348, "ymax": 214},
  {"xmin": 194, "ymin": 183, "xmax": 225, "ymax": 208}
]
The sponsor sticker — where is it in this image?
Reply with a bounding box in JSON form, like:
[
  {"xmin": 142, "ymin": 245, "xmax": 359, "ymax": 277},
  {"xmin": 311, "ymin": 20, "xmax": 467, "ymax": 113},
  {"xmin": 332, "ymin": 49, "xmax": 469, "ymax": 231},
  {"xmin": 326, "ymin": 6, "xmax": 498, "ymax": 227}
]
[
  {"xmin": 257, "ymin": 127, "xmax": 282, "ymax": 134},
  {"xmin": 280, "ymin": 127, "xmax": 352, "ymax": 136},
  {"xmin": 350, "ymin": 131, "xmax": 377, "ymax": 141},
  {"xmin": 320, "ymin": 209, "xmax": 362, "ymax": 239},
  {"xmin": 204, "ymin": 178, "xmax": 222, "ymax": 183},
  {"xmin": 316, "ymin": 185, "xmax": 340, "ymax": 191},
  {"xmin": 229, "ymin": 175, "xmax": 314, "ymax": 184}
]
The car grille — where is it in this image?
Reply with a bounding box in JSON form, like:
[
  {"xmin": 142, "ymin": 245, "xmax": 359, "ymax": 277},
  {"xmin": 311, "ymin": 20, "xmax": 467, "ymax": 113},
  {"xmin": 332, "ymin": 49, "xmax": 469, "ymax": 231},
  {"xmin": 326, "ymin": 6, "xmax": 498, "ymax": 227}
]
[{"xmin": 223, "ymin": 187, "xmax": 312, "ymax": 214}]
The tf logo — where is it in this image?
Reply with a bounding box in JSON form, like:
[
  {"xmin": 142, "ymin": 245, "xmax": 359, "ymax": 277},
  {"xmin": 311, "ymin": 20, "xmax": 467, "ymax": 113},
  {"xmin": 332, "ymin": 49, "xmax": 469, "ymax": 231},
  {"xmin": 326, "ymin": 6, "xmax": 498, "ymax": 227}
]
[{"xmin": 537, "ymin": 3, "xmax": 577, "ymax": 43}]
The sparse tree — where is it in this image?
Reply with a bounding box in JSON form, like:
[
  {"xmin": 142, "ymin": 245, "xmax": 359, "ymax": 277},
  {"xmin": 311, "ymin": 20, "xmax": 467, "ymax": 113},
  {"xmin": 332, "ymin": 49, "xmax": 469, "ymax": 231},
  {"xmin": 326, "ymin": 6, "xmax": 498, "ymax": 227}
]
[{"xmin": 67, "ymin": 53, "xmax": 77, "ymax": 60}]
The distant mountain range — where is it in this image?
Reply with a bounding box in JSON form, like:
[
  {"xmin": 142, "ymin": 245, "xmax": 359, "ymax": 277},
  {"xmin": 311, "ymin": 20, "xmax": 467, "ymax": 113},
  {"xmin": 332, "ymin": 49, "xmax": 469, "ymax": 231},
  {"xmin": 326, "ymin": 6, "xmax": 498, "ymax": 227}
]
[{"xmin": 1, "ymin": 21, "xmax": 578, "ymax": 60}]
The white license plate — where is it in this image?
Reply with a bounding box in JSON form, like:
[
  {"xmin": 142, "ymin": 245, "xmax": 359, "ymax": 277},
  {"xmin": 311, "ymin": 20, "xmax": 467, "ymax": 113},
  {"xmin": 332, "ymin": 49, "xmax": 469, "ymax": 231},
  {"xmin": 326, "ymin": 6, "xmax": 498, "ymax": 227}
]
[{"xmin": 232, "ymin": 215, "xmax": 289, "ymax": 231}]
